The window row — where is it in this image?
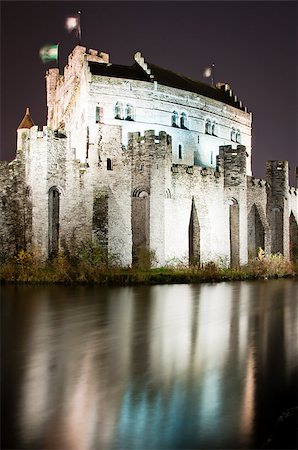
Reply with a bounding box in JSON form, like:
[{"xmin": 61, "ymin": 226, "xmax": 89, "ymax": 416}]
[
  {"xmin": 172, "ymin": 111, "xmax": 188, "ymax": 129},
  {"xmin": 114, "ymin": 102, "xmax": 134, "ymax": 121},
  {"xmin": 205, "ymin": 120, "xmax": 241, "ymax": 143},
  {"xmin": 205, "ymin": 119, "xmax": 217, "ymax": 136},
  {"xmin": 96, "ymin": 105, "xmax": 242, "ymax": 144},
  {"xmin": 96, "ymin": 103, "xmax": 135, "ymax": 123}
]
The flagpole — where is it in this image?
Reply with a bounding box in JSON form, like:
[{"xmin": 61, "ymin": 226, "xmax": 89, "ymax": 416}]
[
  {"xmin": 211, "ymin": 64, "xmax": 215, "ymax": 87},
  {"xmin": 77, "ymin": 10, "xmax": 82, "ymax": 44}
]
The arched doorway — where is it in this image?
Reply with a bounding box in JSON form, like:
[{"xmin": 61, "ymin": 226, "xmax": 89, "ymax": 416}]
[
  {"xmin": 248, "ymin": 204, "xmax": 265, "ymax": 259},
  {"xmin": 289, "ymin": 212, "xmax": 298, "ymax": 262},
  {"xmin": 132, "ymin": 188, "xmax": 150, "ymax": 264},
  {"xmin": 229, "ymin": 198, "xmax": 239, "ymax": 268}
]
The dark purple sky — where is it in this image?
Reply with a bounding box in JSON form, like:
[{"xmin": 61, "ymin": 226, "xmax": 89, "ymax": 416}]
[{"xmin": 1, "ymin": 1, "xmax": 297, "ymax": 183}]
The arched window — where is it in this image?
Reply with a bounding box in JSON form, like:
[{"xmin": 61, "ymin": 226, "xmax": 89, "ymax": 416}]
[
  {"xmin": 178, "ymin": 144, "xmax": 182, "ymax": 159},
  {"xmin": 172, "ymin": 111, "xmax": 179, "ymax": 127},
  {"xmin": 165, "ymin": 188, "xmax": 172, "ymax": 199},
  {"xmin": 236, "ymin": 129, "xmax": 241, "ymax": 143},
  {"xmin": 180, "ymin": 112, "xmax": 188, "ymax": 129},
  {"xmin": 115, "ymin": 102, "xmax": 123, "ymax": 119},
  {"xmin": 212, "ymin": 122, "xmax": 217, "ymax": 136},
  {"xmin": 231, "ymin": 127, "xmax": 236, "ymax": 142},
  {"xmin": 205, "ymin": 119, "xmax": 212, "ymax": 134},
  {"xmin": 132, "ymin": 187, "xmax": 150, "ymax": 198},
  {"xmin": 107, "ymin": 158, "xmax": 112, "ymax": 171},
  {"xmin": 126, "ymin": 104, "xmax": 134, "ymax": 121}
]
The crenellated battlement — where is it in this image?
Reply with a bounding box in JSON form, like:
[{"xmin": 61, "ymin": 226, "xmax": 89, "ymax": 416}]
[
  {"xmin": 289, "ymin": 187, "xmax": 298, "ymax": 196},
  {"xmin": 171, "ymin": 164, "xmax": 221, "ymax": 179},
  {"xmin": 248, "ymin": 177, "xmax": 268, "ymax": 188}
]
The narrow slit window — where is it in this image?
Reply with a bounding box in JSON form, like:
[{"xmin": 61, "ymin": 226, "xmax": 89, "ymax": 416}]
[
  {"xmin": 107, "ymin": 158, "xmax": 112, "ymax": 171},
  {"xmin": 172, "ymin": 111, "xmax": 179, "ymax": 127},
  {"xmin": 212, "ymin": 122, "xmax": 217, "ymax": 136},
  {"xmin": 236, "ymin": 130, "xmax": 241, "ymax": 143},
  {"xmin": 178, "ymin": 144, "xmax": 182, "ymax": 159},
  {"xmin": 205, "ymin": 119, "xmax": 212, "ymax": 134},
  {"xmin": 126, "ymin": 104, "xmax": 134, "ymax": 121},
  {"xmin": 96, "ymin": 106, "xmax": 100, "ymax": 123},
  {"xmin": 115, "ymin": 102, "xmax": 123, "ymax": 119},
  {"xmin": 231, "ymin": 128, "xmax": 236, "ymax": 142},
  {"xmin": 180, "ymin": 112, "xmax": 188, "ymax": 129}
]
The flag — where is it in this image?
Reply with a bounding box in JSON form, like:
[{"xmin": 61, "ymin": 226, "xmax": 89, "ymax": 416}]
[
  {"xmin": 65, "ymin": 16, "xmax": 79, "ymax": 32},
  {"xmin": 203, "ymin": 67, "xmax": 212, "ymax": 78},
  {"xmin": 39, "ymin": 44, "xmax": 59, "ymax": 63},
  {"xmin": 65, "ymin": 11, "xmax": 81, "ymax": 40}
]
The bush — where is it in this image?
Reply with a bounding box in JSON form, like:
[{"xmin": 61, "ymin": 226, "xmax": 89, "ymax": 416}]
[
  {"xmin": 248, "ymin": 248, "xmax": 293, "ymax": 278},
  {"xmin": 135, "ymin": 247, "xmax": 157, "ymax": 270}
]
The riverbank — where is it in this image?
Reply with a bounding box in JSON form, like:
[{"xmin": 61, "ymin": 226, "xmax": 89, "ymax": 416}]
[{"xmin": 0, "ymin": 249, "xmax": 296, "ymax": 285}]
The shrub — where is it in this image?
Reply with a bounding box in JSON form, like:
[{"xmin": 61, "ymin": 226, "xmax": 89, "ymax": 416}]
[
  {"xmin": 135, "ymin": 247, "xmax": 157, "ymax": 270},
  {"xmin": 248, "ymin": 248, "xmax": 293, "ymax": 278}
]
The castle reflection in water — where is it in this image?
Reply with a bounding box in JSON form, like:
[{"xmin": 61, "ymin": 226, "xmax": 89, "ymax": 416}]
[{"xmin": 2, "ymin": 279, "xmax": 297, "ymax": 449}]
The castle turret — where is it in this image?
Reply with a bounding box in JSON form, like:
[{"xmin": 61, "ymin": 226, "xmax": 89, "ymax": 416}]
[
  {"xmin": 17, "ymin": 107, "xmax": 34, "ymax": 151},
  {"xmin": 266, "ymin": 160, "xmax": 290, "ymax": 256},
  {"xmin": 128, "ymin": 130, "xmax": 172, "ymax": 265},
  {"xmin": 217, "ymin": 145, "xmax": 248, "ymax": 266}
]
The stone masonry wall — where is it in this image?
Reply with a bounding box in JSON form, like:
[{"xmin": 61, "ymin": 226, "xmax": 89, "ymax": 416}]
[{"xmin": 0, "ymin": 156, "xmax": 32, "ymax": 259}]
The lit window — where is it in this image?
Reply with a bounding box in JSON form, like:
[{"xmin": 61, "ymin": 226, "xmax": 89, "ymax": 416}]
[
  {"xmin": 178, "ymin": 144, "xmax": 182, "ymax": 159},
  {"xmin": 107, "ymin": 158, "xmax": 112, "ymax": 170},
  {"xmin": 126, "ymin": 104, "xmax": 134, "ymax": 121},
  {"xmin": 236, "ymin": 129, "xmax": 241, "ymax": 143},
  {"xmin": 172, "ymin": 111, "xmax": 179, "ymax": 127},
  {"xmin": 115, "ymin": 102, "xmax": 123, "ymax": 119},
  {"xmin": 231, "ymin": 127, "xmax": 236, "ymax": 142},
  {"xmin": 205, "ymin": 119, "xmax": 212, "ymax": 134},
  {"xmin": 180, "ymin": 112, "xmax": 188, "ymax": 129}
]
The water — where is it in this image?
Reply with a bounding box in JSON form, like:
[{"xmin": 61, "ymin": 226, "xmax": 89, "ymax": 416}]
[{"xmin": 1, "ymin": 279, "xmax": 297, "ymax": 449}]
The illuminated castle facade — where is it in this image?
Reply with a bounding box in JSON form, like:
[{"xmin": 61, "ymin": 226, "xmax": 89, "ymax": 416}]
[{"xmin": 0, "ymin": 46, "xmax": 297, "ymax": 265}]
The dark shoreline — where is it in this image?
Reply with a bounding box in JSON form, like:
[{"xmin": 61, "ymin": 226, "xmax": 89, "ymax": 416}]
[{"xmin": 1, "ymin": 268, "xmax": 297, "ymax": 286}]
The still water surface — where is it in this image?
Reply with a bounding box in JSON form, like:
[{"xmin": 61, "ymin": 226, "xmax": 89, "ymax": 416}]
[{"xmin": 1, "ymin": 279, "xmax": 297, "ymax": 449}]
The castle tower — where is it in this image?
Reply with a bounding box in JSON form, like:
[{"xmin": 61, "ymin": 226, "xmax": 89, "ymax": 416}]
[
  {"xmin": 129, "ymin": 130, "xmax": 172, "ymax": 265},
  {"xmin": 217, "ymin": 145, "xmax": 248, "ymax": 266},
  {"xmin": 266, "ymin": 160, "xmax": 290, "ymax": 257}
]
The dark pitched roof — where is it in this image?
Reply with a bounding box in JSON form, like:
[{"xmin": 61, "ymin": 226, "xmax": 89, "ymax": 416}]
[
  {"xmin": 89, "ymin": 60, "xmax": 246, "ymax": 111},
  {"xmin": 89, "ymin": 61, "xmax": 150, "ymax": 82},
  {"xmin": 18, "ymin": 107, "xmax": 34, "ymax": 130}
]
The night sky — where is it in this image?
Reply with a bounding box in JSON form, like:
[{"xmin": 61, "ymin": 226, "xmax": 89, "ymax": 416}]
[{"xmin": 1, "ymin": 1, "xmax": 297, "ymax": 183}]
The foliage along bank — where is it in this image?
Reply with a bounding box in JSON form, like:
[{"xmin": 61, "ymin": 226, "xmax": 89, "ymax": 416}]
[{"xmin": 0, "ymin": 244, "xmax": 296, "ymax": 285}]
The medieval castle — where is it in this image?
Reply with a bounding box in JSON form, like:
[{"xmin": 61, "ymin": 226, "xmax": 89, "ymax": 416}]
[{"xmin": 0, "ymin": 45, "xmax": 297, "ymax": 266}]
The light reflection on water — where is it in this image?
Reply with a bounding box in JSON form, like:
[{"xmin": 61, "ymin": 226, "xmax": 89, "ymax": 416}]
[{"xmin": 1, "ymin": 279, "xmax": 297, "ymax": 449}]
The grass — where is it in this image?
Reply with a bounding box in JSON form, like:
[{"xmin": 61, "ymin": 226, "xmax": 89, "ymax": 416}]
[{"xmin": 0, "ymin": 247, "xmax": 296, "ymax": 285}]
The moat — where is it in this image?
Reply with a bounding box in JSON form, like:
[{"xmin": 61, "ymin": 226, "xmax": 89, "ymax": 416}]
[{"xmin": 1, "ymin": 279, "xmax": 297, "ymax": 449}]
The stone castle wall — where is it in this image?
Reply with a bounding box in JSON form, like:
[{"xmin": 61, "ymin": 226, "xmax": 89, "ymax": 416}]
[{"xmin": 1, "ymin": 123, "xmax": 297, "ymax": 266}]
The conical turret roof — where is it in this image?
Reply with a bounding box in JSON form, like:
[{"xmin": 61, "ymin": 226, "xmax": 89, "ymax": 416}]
[{"xmin": 17, "ymin": 107, "xmax": 34, "ymax": 129}]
